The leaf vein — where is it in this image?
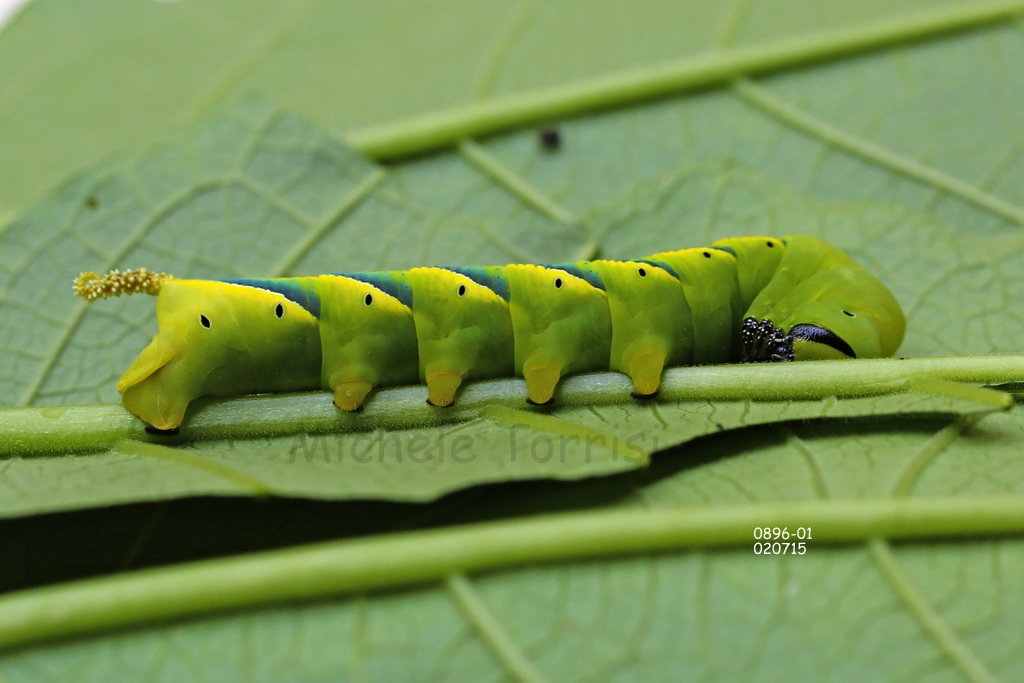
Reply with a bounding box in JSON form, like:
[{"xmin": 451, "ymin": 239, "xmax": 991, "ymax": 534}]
[
  {"xmin": 15, "ymin": 179, "xmax": 230, "ymax": 407},
  {"xmin": 868, "ymin": 538, "xmax": 1001, "ymax": 683},
  {"xmin": 113, "ymin": 439, "xmax": 273, "ymax": 497},
  {"xmin": 458, "ymin": 140, "xmax": 577, "ymax": 226},
  {"xmin": 177, "ymin": 0, "xmax": 321, "ymax": 124},
  {"xmin": 2, "ymin": 498, "xmax": 1023, "ymax": 654},
  {"xmin": 782, "ymin": 428, "xmax": 830, "ymax": 499},
  {"xmin": 345, "ymin": 0, "xmax": 1024, "ymax": 159},
  {"xmin": 732, "ymin": 77, "xmax": 1024, "ymax": 227},
  {"xmin": 270, "ymin": 167, "xmax": 389, "ymax": 277},
  {"xmin": 472, "ymin": 0, "xmax": 548, "ymax": 101},
  {"xmin": 444, "ymin": 573, "xmax": 549, "ymax": 683}
]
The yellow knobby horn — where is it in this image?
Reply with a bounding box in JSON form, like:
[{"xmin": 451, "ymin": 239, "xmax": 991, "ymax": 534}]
[{"xmin": 73, "ymin": 268, "xmax": 175, "ymax": 302}]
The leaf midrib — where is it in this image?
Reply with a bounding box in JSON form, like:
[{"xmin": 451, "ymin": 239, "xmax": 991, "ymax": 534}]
[
  {"xmin": 341, "ymin": 0, "xmax": 1024, "ymax": 159},
  {"xmin": 2, "ymin": 355, "xmax": 1019, "ymax": 458},
  {"xmin": 1, "ymin": 495, "xmax": 1023, "ymax": 655}
]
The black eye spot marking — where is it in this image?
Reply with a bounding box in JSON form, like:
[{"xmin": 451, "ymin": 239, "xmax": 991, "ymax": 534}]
[
  {"xmin": 458, "ymin": 284, "xmax": 466, "ymax": 297},
  {"xmin": 766, "ymin": 240, "xmax": 774, "ymax": 248},
  {"xmin": 275, "ymin": 303, "xmax": 284, "ymax": 318},
  {"xmin": 364, "ymin": 293, "xmax": 374, "ymax": 306},
  {"xmin": 842, "ymin": 309, "xmax": 856, "ymax": 317},
  {"xmin": 637, "ymin": 267, "xmax": 647, "ymax": 277},
  {"xmin": 554, "ymin": 277, "xmax": 563, "ymax": 289},
  {"xmin": 703, "ymin": 251, "xmax": 712, "ymax": 258},
  {"xmin": 789, "ymin": 324, "xmax": 857, "ymax": 358},
  {"xmin": 199, "ymin": 314, "xmax": 211, "ymax": 329}
]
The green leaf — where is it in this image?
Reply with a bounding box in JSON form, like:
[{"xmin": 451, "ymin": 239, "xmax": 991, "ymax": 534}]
[
  {"xmin": 2, "ymin": 90, "xmax": 1019, "ymax": 516},
  {"xmin": 3, "ymin": 0, "xmax": 1024, "ymax": 680},
  {"xmin": 2, "ymin": 0, "xmax": 1023, "ymax": 218},
  {"xmin": 2, "ymin": 497, "xmax": 1024, "ymax": 680}
]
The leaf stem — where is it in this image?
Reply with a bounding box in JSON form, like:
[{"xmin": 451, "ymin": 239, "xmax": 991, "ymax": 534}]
[
  {"xmin": 1, "ymin": 355, "xmax": 1020, "ymax": 457},
  {"xmin": 345, "ymin": 0, "xmax": 1024, "ymax": 158},
  {"xmin": 0, "ymin": 496, "xmax": 1022, "ymax": 654}
]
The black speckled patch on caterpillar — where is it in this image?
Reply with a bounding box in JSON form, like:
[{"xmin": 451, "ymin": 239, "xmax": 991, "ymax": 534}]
[{"xmin": 741, "ymin": 317, "xmax": 794, "ymax": 363}]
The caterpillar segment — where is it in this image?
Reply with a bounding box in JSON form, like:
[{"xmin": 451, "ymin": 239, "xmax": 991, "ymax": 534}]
[
  {"xmin": 317, "ymin": 273, "xmax": 417, "ymax": 412},
  {"xmin": 74, "ymin": 235, "xmax": 906, "ymax": 431},
  {"xmin": 404, "ymin": 267, "xmax": 514, "ymax": 408},
  {"xmin": 644, "ymin": 246, "xmax": 740, "ymax": 365},
  {"xmin": 506, "ymin": 263, "xmax": 612, "ymax": 405},
  {"xmin": 588, "ymin": 259, "xmax": 694, "ymax": 398}
]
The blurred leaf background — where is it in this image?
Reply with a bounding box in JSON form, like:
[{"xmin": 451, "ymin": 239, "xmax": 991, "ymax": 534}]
[{"xmin": 2, "ymin": 0, "xmax": 1024, "ymax": 680}]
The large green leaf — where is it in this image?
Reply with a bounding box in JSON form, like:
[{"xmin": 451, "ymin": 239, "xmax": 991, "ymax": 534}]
[
  {"xmin": 2, "ymin": 0, "xmax": 1024, "ymax": 680},
  {"xmin": 0, "ymin": 93, "xmax": 1018, "ymax": 516}
]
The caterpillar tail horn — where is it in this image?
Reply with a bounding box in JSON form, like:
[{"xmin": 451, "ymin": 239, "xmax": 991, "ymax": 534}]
[{"xmin": 73, "ymin": 268, "xmax": 175, "ymax": 302}]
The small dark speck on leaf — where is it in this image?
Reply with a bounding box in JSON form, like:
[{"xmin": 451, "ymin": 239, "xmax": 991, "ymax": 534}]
[
  {"xmin": 85, "ymin": 196, "xmax": 98, "ymax": 209},
  {"xmin": 539, "ymin": 127, "xmax": 561, "ymax": 151},
  {"xmin": 715, "ymin": 422, "xmax": 724, "ymax": 431}
]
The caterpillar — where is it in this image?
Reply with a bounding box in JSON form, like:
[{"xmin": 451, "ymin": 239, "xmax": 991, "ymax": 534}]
[{"xmin": 73, "ymin": 235, "xmax": 905, "ymax": 431}]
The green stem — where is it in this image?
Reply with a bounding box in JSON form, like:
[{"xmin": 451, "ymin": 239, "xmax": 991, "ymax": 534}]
[
  {"xmin": 0, "ymin": 496, "xmax": 1022, "ymax": 654},
  {"xmin": 0, "ymin": 405, "xmax": 137, "ymax": 457},
  {"xmin": 345, "ymin": 0, "xmax": 1024, "ymax": 158},
  {"xmin": 1, "ymin": 355, "xmax": 1021, "ymax": 457}
]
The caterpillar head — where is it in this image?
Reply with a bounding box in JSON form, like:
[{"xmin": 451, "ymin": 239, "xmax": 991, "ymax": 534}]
[
  {"xmin": 116, "ymin": 280, "xmax": 250, "ymax": 430},
  {"xmin": 120, "ymin": 281, "xmax": 322, "ymax": 430},
  {"xmin": 780, "ymin": 267, "xmax": 906, "ymax": 361},
  {"xmin": 76, "ymin": 272, "xmax": 321, "ymax": 430},
  {"xmin": 785, "ymin": 301, "xmax": 883, "ymax": 360}
]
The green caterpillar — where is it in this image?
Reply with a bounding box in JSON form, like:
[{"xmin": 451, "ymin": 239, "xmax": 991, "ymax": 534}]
[{"xmin": 74, "ymin": 235, "xmax": 905, "ymax": 431}]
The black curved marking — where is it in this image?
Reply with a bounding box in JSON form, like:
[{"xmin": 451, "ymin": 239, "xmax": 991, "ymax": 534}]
[
  {"xmin": 789, "ymin": 324, "xmax": 857, "ymax": 358},
  {"xmin": 540, "ymin": 263, "xmax": 606, "ymax": 291},
  {"xmin": 425, "ymin": 398, "xmax": 453, "ymax": 408},
  {"xmin": 526, "ymin": 397, "xmax": 556, "ymax": 407},
  {"xmin": 224, "ymin": 279, "xmax": 321, "ymax": 318},
  {"xmin": 631, "ymin": 390, "xmax": 659, "ymax": 400}
]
